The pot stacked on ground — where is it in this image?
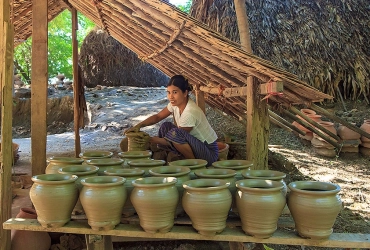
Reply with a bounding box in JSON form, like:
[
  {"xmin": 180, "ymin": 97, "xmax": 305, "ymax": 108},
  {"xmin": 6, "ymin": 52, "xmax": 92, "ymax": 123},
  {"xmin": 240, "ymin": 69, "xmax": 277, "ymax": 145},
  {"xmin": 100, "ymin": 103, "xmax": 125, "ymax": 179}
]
[
  {"xmin": 79, "ymin": 150, "xmax": 113, "ymax": 162},
  {"xmin": 337, "ymin": 123, "xmax": 361, "ymax": 156},
  {"xmin": 131, "ymin": 177, "xmax": 178, "ymax": 233},
  {"xmin": 127, "ymin": 159, "xmax": 166, "ymax": 177},
  {"xmin": 211, "ymin": 160, "xmax": 253, "ymax": 178},
  {"xmin": 359, "ymin": 119, "xmax": 370, "ymax": 156},
  {"xmin": 169, "ymin": 159, "xmax": 207, "ymax": 179},
  {"xmin": 311, "ymin": 121, "xmax": 338, "ymax": 157},
  {"xmin": 292, "ymin": 109, "xmax": 318, "ymax": 141},
  {"xmin": 117, "ymin": 150, "xmax": 152, "ymax": 166},
  {"xmin": 85, "ymin": 158, "xmax": 124, "ymax": 175},
  {"xmin": 45, "ymin": 156, "xmax": 84, "ymax": 174},
  {"xmin": 182, "ymin": 179, "xmax": 232, "ymax": 236}
]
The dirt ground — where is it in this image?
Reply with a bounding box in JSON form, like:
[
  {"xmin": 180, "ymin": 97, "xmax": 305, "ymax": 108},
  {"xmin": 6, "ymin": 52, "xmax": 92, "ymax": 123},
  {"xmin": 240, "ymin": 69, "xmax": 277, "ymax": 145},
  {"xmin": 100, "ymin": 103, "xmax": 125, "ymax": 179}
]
[{"xmin": 10, "ymin": 86, "xmax": 370, "ymax": 250}]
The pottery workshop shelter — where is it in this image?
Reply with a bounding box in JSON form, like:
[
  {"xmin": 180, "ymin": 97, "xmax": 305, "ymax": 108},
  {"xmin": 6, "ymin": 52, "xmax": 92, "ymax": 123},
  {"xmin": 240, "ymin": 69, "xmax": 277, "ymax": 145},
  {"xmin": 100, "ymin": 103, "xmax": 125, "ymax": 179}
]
[{"xmin": 0, "ymin": 0, "xmax": 337, "ymax": 248}]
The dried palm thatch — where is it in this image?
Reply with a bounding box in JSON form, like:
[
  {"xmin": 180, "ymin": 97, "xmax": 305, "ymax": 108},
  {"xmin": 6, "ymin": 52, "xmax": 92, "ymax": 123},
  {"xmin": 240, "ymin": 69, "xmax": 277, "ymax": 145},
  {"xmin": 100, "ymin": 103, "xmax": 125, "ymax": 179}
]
[
  {"xmin": 191, "ymin": 0, "xmax": 370, "ymax": 103},
  {"xmin": 79, "ymin": 27, "xmax": 169, "ymax": 88}
]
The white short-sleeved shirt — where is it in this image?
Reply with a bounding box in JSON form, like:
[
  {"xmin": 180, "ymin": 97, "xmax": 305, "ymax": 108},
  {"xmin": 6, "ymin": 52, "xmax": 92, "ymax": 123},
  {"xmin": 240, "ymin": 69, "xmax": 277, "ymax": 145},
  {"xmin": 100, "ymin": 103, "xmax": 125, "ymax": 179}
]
[{"xmin": 167, "ymin": 99, "xmax": 218, "ymax": 144}]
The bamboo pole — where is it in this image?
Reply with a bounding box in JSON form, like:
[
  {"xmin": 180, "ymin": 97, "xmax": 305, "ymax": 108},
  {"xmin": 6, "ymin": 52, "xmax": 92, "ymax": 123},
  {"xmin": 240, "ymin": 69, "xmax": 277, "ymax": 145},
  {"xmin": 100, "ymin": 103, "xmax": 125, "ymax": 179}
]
[
  {"xmin": 31, "ymin": 0, "xmax": 48, "ymax": 175},
  {"xmin": 310, "ymin": 104, "xmax": 370, "ymax": 140},
  {"xmin": 0, "ymin": 0, "xmax": 14, "ymax": 248},
  {"xmin": 268, "ymin": 110, "xmax": 306, "ymax": 136},
  {"xmin": 270, "ymin": 117, "xmax": 295, "ymax": 134},
  {"xmin": 288, "ymin": 106, "xmax": 340, "ymax": 141},
  {"xmin": 281, "ymin": 109, "xmax": 342, "ymax": 149},
  {"xmin": 72, "ymin": 8, "xmax": 81, "ymax": 157}
]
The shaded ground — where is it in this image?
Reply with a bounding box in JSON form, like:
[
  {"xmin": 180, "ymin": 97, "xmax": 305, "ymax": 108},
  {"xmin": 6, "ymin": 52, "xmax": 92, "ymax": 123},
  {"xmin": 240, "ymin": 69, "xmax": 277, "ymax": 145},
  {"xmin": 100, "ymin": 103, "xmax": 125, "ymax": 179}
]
[{"xmin": 10, "ymin": 86, "xmax": 370, "ymax": 250}]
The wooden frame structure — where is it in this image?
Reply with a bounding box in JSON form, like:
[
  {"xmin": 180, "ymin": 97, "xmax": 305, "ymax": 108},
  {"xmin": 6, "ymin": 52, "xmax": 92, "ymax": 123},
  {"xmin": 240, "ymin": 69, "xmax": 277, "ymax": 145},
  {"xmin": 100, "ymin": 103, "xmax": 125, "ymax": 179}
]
[{"xmin": 5, "ymin": 0, "xmax": 366, "ymax": 249}]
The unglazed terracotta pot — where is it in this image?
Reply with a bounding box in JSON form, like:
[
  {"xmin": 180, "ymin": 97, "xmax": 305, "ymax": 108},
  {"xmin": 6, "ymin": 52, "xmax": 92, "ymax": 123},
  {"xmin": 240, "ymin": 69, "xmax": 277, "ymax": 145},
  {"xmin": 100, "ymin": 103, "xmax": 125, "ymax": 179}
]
[
  {"xmin": 117, "ymin": 150, "xmax": 152, "ymax": 166},
  {"xmin": 212, "ymin": 160, "xmax": 253, "ymax": 178},
  {"xmin": 80, "ymin": 176, "xmax": 127, "ymax": 230},
  {"xmin": 45, "ymin": 156, "xmax": 84, "ymax": 174},
  {"xmin": 58, "ymin": 165, "xmax": 99, "ymax": 215},
  {"xmin": 169, "ymin": 159, "xmax": 208, "ymax": 179},
  {"xmin": 182, "ymin": 179, "xmax": 232, "ymax": 236},
  {"xmin": 79, "ymin": 150, "xmax": 113, "ymax": 161},
  {"xmin": 241, "ymin": 169, "xmax": 287, "ymax": 196},
  {"xmin": 194, "ymin": 168, "xmax": 238, "ymax": 214},
  {"xmin": 127, "ymin": 159, "xmax": 166, "ymax": 176},
  {"xmin": 149, "ymin": 166, "xmax": 191, "ymax": 217},
  {"xmin": 131, "ymin": 177, "xmax": 178, "ymax": 233},
  {"xmin": 30, "ymin": 174, "xmax": 78, "ymax": 228},
  {"xmin": 287, "ymin": 181, "xmax": 342, "ymax": 239},
  {"xmin": 11, "ymin": 207, "xmax": 51, "ymax": 250},
  {"xmin": 313, "ymin": 121, "xmax": 337, "ymax": 140},
  {"xmin": 235, "ymin": 179, "xmax": 286, "ymax": 238},
  {"xmin": 360, "ymin": 119, "xmax": 370, "ymax": 142},
  {"xmin": 103, "ymin": 168, "xmax": 145, "ymax": 217},
  {"xmin": 337, "ymin": 123, "xmax": 361, "ymax": 140},
  {"xmin": 85, "ymin": 158, "xmax": 124, "ymax": 175}
]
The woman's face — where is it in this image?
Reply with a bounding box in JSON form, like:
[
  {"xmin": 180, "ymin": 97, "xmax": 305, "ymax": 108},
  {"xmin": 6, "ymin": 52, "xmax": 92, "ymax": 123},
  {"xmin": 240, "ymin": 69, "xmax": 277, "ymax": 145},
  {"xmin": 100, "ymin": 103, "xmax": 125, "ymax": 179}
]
[{"xmin": 167, "ymin": 85, "xmax": 188, "ymax": 107}]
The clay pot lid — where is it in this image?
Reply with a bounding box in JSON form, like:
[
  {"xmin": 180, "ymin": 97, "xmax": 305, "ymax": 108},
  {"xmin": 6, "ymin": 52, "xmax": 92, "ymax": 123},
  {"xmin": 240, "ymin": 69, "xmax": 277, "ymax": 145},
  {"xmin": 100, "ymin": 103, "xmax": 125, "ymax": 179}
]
[
  {"xmin": 149, "ymin": 166, "xmax": 191, "ymax": 176},
  {"xmin": 127, "ymin": 159, "xmax": 166, "ymax": 167},
  {"xmin": 241, "ymin": 169, "xmax": 286, "ymax": 180},
  {"xmin": 212, "ymin": 160, "xmax": 253, "ymax": 169},
  {"xmin": 47, "ymin": 156, "xmax": 84, "ymax": 164},
  {"xmin": 194, "ymin": 168, "xmax": 236, "ymax": 178},
  {"xmin": 79, "ymin": 150, "xmax": 113, "ymax": 159},
  {"xmin": 58, "ymin": 165, "xmax": 99, "ymax": 175},
  {"xmin": 104, "ymin": 168, "xmax": 145, "ymax": 176},
  {"xmin": 86, "ymin": 158, "xmax": 124, "ymax": 166},
  {"xmin": 118, "ymin": 150, "xmax": 152, "ymax": 158},
  {"xmin": 168, "ymin": 159, "xmax": 208, "ymax": 168}
]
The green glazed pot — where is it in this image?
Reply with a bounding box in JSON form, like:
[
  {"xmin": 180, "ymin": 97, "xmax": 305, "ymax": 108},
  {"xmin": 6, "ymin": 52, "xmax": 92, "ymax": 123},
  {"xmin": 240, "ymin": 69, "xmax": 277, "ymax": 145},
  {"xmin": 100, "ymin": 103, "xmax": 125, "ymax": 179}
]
[
  {"xmin": 45, "ymin": 157, "xmax": 84, "ymax": 174},
  {"xmin": 85, "ymin": 158, "xmax": 124, "ymax": 175}
]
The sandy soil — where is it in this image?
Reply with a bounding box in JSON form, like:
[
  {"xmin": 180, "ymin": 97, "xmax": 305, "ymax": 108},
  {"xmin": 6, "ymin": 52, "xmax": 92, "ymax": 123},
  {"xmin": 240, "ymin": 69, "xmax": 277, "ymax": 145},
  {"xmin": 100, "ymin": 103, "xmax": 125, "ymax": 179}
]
[{"xmin": 10, "ymin": 86, "xmax": 370, "ymax": 250}]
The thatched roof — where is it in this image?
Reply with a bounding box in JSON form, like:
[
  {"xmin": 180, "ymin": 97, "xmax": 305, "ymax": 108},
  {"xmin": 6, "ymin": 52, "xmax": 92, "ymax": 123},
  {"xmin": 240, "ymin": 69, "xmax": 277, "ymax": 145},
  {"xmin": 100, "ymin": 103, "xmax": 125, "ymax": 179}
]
[
  {"xmin": 12, "ymin": 0, "xmax": 332, "ymax": 120},
  {"xmin": 191, "ymin": 0, "xmax": 370, "ymax": 103}
]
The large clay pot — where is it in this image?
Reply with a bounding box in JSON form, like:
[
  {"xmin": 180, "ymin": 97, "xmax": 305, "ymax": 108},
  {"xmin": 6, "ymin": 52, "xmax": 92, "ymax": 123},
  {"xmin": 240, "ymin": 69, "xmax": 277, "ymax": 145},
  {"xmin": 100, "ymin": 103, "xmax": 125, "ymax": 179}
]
[
  {"xmin": 337, "ymin": 123, "xmax": 361, "ymax": 140},
  {"xmin": 103, "ymin": 168, "xmax": 145, "ymax": 217},
  {"xmin": 194, "ymin": 168, "xmax": 238, "ymax": 214},
  {"xmin": 127, "ymin": 159, "xmax": 166, "ymax": 176},
  {"xmin": 287, "ymin": 181, "xmax": 342, "ymax": 239},
  {"xmin": 118, "ymin": 150, "xmax": 152, "ymax": 166},
  {"xmin": 169, "ymin": 159, "xmax": 208, "ymax": 179},
  {"xmin": 182, "ymin": 179, "xmax": 232, "ymax": 236},
  {"xmin": 235, "ymin": 179, "xmax": 286, "ymax": 238},
  {"xmin": 217, "ymin": 142, "xmax": 229, "ymax": 160},
  {"xmin": 45, "ymin": 156, "xmax": 84, "ymax": 174},
  {"xmin": 11, "ymin": 207, "xmax": 51, "ymax": 250},
  {"xmin": 360, "ymin": 119, "xmax": 370, "ymax": 142},
  {"xmin": 79, "ymin": 150, "xmax": 113, "ymax": 161},
  {"xmin": 125, "ymin": 131, "xmax": 151, "ymax": 151},
  {"xmin": 58, "ymin": 165, "xmax": 99, "ymax": 215},
  {"xmin": 30, "ymin": 174, "xmax": 78, "ymax": 228},
  {"xmin": 212, "ymin": 160, "xmax": 253, "ymax": 178},
  {"xmin": 149, "ymin": 166, "xmax": 191, "ymax": 217},
  {"xmin": 80, "ymin": 176, "xmax": 127, "ymax": 230},
  {"xmin": 313, "ymin": 121, "xmax": 337, "ymax": 141},
  {"xmin": 241, "ymin": 169, "xmax": 287, "ymax": 196},
  {"xmin": 85, "ymin": 158, "xmax": 124, "ymax": 175},
  {"xmin": 131, "ymin": 177, "xmax": 178, "ymax": 233}
]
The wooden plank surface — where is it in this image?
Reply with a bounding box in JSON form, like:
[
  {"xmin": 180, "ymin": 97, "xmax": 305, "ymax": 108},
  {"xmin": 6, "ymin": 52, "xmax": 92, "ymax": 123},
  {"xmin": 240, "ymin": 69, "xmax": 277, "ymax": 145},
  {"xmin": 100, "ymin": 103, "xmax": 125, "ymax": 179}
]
[{"xmin": 3, "ymin": 219, "xmax": 370, "ymax": 248}]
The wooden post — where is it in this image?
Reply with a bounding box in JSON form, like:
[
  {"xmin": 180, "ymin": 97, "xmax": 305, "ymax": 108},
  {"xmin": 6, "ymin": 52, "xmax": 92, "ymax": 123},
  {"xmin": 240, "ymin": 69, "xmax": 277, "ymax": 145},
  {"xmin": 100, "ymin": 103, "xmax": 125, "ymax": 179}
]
[
  {"xmin": 195, "ymin": 83, "xmax": 206, "ymax": 113},
  {"xmin": 72, "ymin": 8, "xmax": 81, "ymax": 157},
  {"xmin": 31, "ymin": 0, "xmax": 48, "ymax": 175},
  {"xmin": 0, "ymin": 0, "xmax": 14, "ymax": 249},
  {"xmin": 234, "ymin": 0, "xmax": 268, "ymax": 169}
]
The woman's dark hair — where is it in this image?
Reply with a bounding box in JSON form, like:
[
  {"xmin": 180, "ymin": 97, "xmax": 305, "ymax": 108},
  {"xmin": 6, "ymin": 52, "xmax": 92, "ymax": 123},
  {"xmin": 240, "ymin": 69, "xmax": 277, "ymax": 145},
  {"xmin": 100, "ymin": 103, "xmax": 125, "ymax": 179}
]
[{"xmin": 167, "ymin": 75, "xmax": 193, "ymax": 93}]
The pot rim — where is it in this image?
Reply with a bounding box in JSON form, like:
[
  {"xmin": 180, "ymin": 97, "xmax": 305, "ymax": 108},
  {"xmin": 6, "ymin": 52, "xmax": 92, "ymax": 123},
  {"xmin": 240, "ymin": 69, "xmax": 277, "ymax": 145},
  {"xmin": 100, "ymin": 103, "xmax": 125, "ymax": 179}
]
[
  {"xmin": 32, "ymin": 174, "xmax": 78, "ymax": 184},
  {"xmin": 86, "ymin": 158, "xmax": 124, "ymax": 166},
  {"xmin": 47, "ymin": 156, "xmax": 84, "ymax": 164},
  {"xmin": 194, "ymin": 168, "xmax": 236, "ymax": 178},
  {"xmin": 182, "ymin": 178, "xmax": 230, "ymax": 191},
  {"xmin": 236, "ymin": 179, "xmax": 284, "ymax": 192},
  {"xmin": 132, "ymin": 177, "xmax": 177, "ymax": 187},
  {"xmin": 241, "ymin": 169, "xmax": 286, "ymax": 180},
  {"xmin": 80, "ymin": 176, "xmax": 126, "ymax": 187},
  {"xmin": 58, "ymin": 165, "xmax": 99, "ymax": 176},
  {"xmin": 79, "ymin": 150, "xmax": 113, "ymax": 159},
  {"xmin": 212, "ymin": 160, "xmax": 253, "ymax": 169},
  {"xmin": 288, "ymin": 181, "xmax": 341, "ymax": 194},
  {"xmin": 117, "ymin": 150, "xmax": 152, "ymax": 158},
  {"xmin": 128, "ymin": 159, "xmax": 166, "ymax": 167},
  {"xmin": 168, "ymin": 159, "xmax": 208, "ymax": 168},
  {"xmin": 149, "ymin": 166, "xmax": 191, "ymax": 176},
  {"xmin": 104, "ymin": 168, "xmax": 145, "ymax": 177}
]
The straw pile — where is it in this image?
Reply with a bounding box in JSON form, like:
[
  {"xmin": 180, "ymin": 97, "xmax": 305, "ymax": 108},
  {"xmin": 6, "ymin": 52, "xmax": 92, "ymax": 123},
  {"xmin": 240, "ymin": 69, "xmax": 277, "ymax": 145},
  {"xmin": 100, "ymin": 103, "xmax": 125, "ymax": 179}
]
[{"xmin": 190, "ymin": 0, "xmax": 370, "ymax": 103}]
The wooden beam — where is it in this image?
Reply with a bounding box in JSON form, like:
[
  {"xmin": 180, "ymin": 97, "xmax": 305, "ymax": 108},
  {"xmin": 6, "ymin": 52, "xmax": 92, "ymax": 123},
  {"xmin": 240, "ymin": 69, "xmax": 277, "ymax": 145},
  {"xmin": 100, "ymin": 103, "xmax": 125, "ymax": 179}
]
[
  {"xmin": 31, "ymin": 0, "xmax": 48, "ymax": 175},
  {"xmin": 234, "ymin": 0, "xmax": 268, "ymax": 169},
  {"xmin": 72, "ymin": 8, "xmax": 81, "ymax": 157},
  {"xmin": 0, "ymin": 0, "xmax": 14, "ymax": 248},
  {"xmin": 3, "ymin": 219, "xmax": 370, "ymax": 249},
  {"xmin": 195, "ymin": 84, "xmax": 206, "ymax": 113}
]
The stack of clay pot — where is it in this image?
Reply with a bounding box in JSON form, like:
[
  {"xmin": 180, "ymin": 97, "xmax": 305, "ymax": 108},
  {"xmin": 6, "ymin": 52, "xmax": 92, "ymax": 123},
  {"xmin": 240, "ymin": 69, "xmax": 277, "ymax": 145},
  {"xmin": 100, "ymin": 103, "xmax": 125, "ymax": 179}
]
[
  {"xmin": 292, "ymin": 109, "xmax": 323, "ymax": 141},
  {"xmin": 359, "ymin": 119, "xmax": 370, "ymax": 156},
  {"xmin": 337, "ymin": 123, "xmax": 361, "ymax": 156},
  {"xmin": 311, "ymin": 121, "xmax": 337, "ymax": 157}
]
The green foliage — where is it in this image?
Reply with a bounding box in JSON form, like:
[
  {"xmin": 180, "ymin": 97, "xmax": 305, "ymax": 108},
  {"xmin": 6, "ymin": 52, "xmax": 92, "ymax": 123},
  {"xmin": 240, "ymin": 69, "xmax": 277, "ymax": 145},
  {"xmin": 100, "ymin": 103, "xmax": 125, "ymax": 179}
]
[
  {"xmin": 177, "ymin": 0, "xmax": 192, "ymax": 13},
  {"xmin": 14, "ymin": 10, "xmax": 95, "ymax": 83}
]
